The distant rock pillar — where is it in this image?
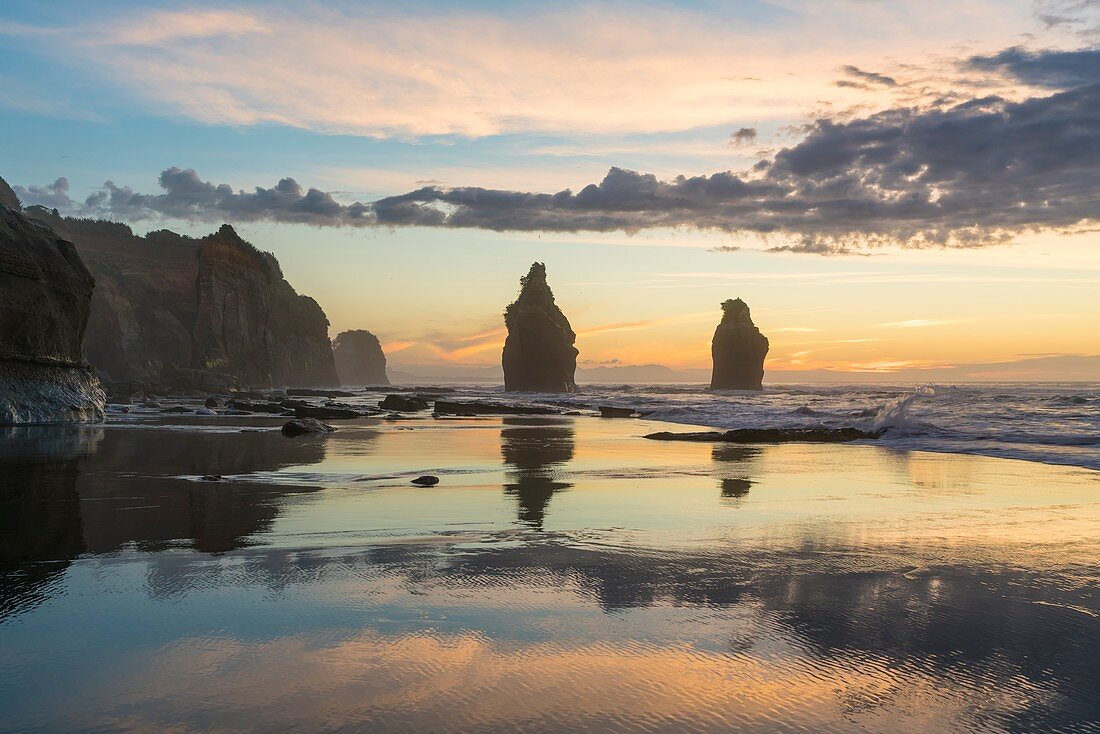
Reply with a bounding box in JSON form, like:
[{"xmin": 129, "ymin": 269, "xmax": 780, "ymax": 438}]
[
  {"xmin": 709, "ymin": 298, "xmax": 769, "ymax": 390},
  {"xmin": 332, "ymin": 329, "xmax": 389, "ymax": 386},
  {"xmin": 502, "ymin": 262, "xmax": 578, "ymax": 393}
]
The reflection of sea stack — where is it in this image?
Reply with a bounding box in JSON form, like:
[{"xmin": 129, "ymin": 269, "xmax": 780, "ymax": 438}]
[
  {"xmin": 502, "ymin": 262, "xmax": 578, "ymax": 393},
  {"xmin": 332, "ymin": 330, "xmax": 389, "ymax": 386},
  {"xmin": 501, "ymin": 418, "xmax": 575, "ymax": 528},
  {"xmin": 710, "ymin": 298, "xmax": 769, "ymax": 391}
]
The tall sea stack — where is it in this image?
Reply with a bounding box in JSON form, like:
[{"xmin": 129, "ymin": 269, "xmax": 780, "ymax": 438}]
[
  {"xmin": 0, "ymin": 189, "xmax": 105, "ymax": 423},
  {"xmin": 332, "ymin": 330, "xmax": 389, "ymax": 385},
  {"xmin": 502, "ymin": 262, "xmax": 578, "ymax": 393},
  {"xmin": 710, "ymin": 298, "xmax": 768, "ymax": 391}
]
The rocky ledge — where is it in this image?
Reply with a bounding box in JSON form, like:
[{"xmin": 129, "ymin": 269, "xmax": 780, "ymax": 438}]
[
  {"xmin": 0, "ymin": 199, "xmax": 105, "ymax": 424},
  {"xmin": 644, "ymin": 427, "xmax": 883, "ymax": 443},
  {"xmin": 502, "ymin": 263, "xmax": 578, "ymax": 393}
]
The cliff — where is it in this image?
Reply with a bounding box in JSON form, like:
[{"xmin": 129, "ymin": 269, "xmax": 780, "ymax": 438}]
[
  {"xmin": 332, "ymin": 330, "xmax": 389, "ymax": 385},
  {"xmin": 193, "ymin": 226, "xmax": 339, "ymax": 387},
  {"xmin": 502, "ymin": 262, "xmax": 578, "ymax": 393},
  {"xmin": 710, "ymin": 298, "xmax": 769, "ymax": 390},
  {"xmin": 22, "ymin": 210, "xmax": 338, "ymax": 389},
  {"xmin": 0, "ymin": 193, "xmax": 105, "ymax": 423}
]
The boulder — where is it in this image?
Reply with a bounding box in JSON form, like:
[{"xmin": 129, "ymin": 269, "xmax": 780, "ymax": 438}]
[
  {"xmin": 281, "ymin": 417, "xmax": 336, "ymax": 435},
  {"xmin": 598, "ymin": 406, "xmax": 636, "ymax": 418},
  {"xmin": 333, "ymin": 330, "xmax": 389, "ymax": 386},
  {"xmin": 502, "ymin": 262, "xmax": 578, "ymax": 392},
  {"xmin": 293, "ymin": 405, "xmax": 361, "ymax": 420},
  {"xmin": 411, "ymin": 475, "xmax": 440, "ymax": 486},
  {"xmin": 0, "ymin": 199, "xmax": 105, "ymax": 424},
  {"xmin": 380, "ymin": 394, "xmax": 429, "ymax": 412},
  {"xmin": 709, "ymin": 298, "xmax": 769, "ymax": 391}
]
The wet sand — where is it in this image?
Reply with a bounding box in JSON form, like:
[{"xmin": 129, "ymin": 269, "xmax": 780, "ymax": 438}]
[{"xmin": 1, "ymin": 414, "xmax": 1098, "ymax": 732}]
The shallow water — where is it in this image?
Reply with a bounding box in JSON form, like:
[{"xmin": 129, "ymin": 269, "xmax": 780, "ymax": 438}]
[{"xmin": 2, "ymin": 416, "xmax": 1099, "ymax": 732}]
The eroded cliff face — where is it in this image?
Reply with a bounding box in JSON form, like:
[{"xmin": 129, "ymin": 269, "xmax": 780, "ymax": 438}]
[
  {"xmin": 0, "ymin": 195, "xmax": 105, "ymax": 423},
  {"xmin": 710, "ymin": 298, "xmax": 769, "ymax": 391},
  {"xmin": 22, "ymin": 210, "xmax": 338, "ymax": 390},
  {"xmin": 332, "ymin": 330, "xmax": 389, "ymax": 386},
  {"xmin": 192, "ymin": 225, "xmax": 339, "ymax": 388},
  {"xmin": 502, "ymin": 262, "xmax": 578, "ymax": 393}
]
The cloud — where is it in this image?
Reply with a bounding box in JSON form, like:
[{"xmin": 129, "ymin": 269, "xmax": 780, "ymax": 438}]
[
  {"xmin": 729, "ymin": 127, "xmax": 758, "ymax": 146},
  {"xmin": 15, "ymin": 46, "xmax": 1100, "ymax": 252},
  {"xmin": 965, "ymin": 46, "xmax": 1100, "ymax": 88},
  {"xmin": 5, "ymin": 1, "xmax": 1051, "ymax": 138},
  {"xmin": 840, "ymin": 65, "xmax": 899, "ymax": 87}
]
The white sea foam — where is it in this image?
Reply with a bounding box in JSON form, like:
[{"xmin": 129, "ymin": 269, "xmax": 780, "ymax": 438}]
[{"xmin": 429, "ymin": 381, "xmax": 1100, "ymax": 470}]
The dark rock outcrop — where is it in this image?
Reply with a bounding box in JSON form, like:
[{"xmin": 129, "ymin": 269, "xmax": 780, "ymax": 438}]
[
  {"xmin": 709, "ymin": 298, "xmax": 769, "ymax": 391},
  {"xmin": 502, "ymin": 263, "xmax": 578, "ymax": 393},
  {"xmin": 380, "ymin": 394, "xmax": 429, "ymax": 412},
  {"xmin": 644, "ymin": 427, "xmax": 883, "ymax": 443},
  {"xmin": 281, "ymin": 417, "xmax": 335, "ymax": 435},
  {"xmin": 0, "ymin": 197, "xmax": 105, "ymax": 424},
  {"xmin": 293, "ymin": 405, "xmax": 361, "ymax": 420},
  {"xmin": 598, "ymin": 406, "xmax": 636, "ymax": 418},
  {"xmin": 333, "ymin": 330, "xmax": 388, "ymax": 386},
  {"xmin": 21, "ymin": 210, "xmax": 338, "ymax": 389}
]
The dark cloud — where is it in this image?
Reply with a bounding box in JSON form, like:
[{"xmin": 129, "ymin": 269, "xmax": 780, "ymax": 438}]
[
  {"xmin": 966, "ymin": 46, "xmax": 1100, "ymax": 88},
  {"xmin": 840, "ymin": 64, "xmax": 898, "ymax": 87},
  {"xmin": 13, "ymin": 48, "xmax": 1099, "ymax": 252},
  {"xmin": 369, "ymin": 80, "xmax": 1099, "ymax": 249},
  {"xmin": 17, "ymin": 168, "xmax": 374, "ymax": 226},
  {"xmin": 729, "ymin": 127, "xmax": 758, "ymax": 146}
]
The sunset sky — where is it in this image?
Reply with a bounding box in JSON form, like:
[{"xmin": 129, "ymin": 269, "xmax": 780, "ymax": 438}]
[{"xmin": 2, "ymin": 0, "xmax": 1098, "ymax": 377}]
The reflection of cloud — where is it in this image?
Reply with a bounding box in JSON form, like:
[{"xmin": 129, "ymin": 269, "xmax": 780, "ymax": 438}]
[{"xmin": 98, "ymin": 627, "xmax": 1036, "ymax": 733}]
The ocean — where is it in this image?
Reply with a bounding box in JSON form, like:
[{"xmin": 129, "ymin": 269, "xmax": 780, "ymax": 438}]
[{"xmin": 426, "ymin": 382, "xmax": 1100, "ymax": 471}]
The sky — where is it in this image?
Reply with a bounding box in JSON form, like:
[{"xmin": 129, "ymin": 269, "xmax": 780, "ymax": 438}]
[{"xmin": 1, "ymin": 0, "xmax": 1098, "ymax": 378}]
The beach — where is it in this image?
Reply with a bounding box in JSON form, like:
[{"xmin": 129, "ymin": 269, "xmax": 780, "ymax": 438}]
[{"xmin": 2, "ymin": 411, "xmax": 1098, "ymax": 732}]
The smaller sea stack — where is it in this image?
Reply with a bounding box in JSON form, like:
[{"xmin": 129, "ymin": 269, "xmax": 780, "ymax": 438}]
[
  {"xmin": 333, "ymin": 330, "xmax": 389, "ymax": 385},
  {"xmin": 502, "ymin": 262, "xmax": 578, "ymax": 393},
  {"xmin": 710, "ymin": 298, "xmax": 768, "ymax": 391}
]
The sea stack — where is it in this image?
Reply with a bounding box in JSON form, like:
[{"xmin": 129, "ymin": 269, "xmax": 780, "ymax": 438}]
[
  {"xmin": 709, "ymin": 298, "xmax": 769, "ymax": 391},
  {"xmin": 502, "ymin": 262, "xmax": 578, "ymax": 393},
  {"xmin": 0, "ymin": 185, "xmax": 105, "ymax": 423},
  {"xmin": 332, "ymin": 330, "xmax": 389, "ymax": 385}
]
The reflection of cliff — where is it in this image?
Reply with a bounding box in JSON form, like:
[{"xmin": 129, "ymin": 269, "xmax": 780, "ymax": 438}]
[
  {"xmin": 0, "ymin": 427, "xmax": 101, "ymax": 621},
  {"xmin": 0, "ymin": 425, "xmax": 338, "ymax": 622},
  {"xmin": 711, "ymin": 444, "xmax": 761, "ymax": 502},
  {"xmin": 76, "ymin": 428, "xmax": 332, "ymax": 554},
  {"xmin": 500, "ymin": 417, "xmax": 575, "ymax": 528}
]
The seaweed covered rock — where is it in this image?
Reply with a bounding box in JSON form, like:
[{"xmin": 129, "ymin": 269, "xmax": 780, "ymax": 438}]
[
  {"xmin": 710, "ymin": 298, "xmax": 769, "ymax": 391},
  {"xmin": 0, "ymin": 196, "xmax": 105, "ymax": 423},
  {"xmin": 502, "ymin": 263, "xmax": 578, "ymax": 393},
  {"xmin": 333, "ymin": 329, "xmax": 388, "ymax": 386}
]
